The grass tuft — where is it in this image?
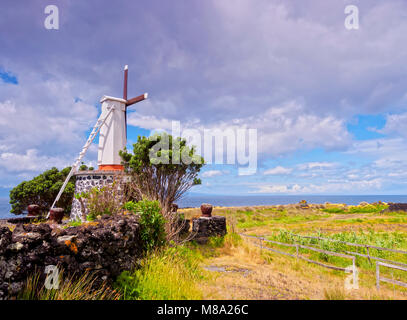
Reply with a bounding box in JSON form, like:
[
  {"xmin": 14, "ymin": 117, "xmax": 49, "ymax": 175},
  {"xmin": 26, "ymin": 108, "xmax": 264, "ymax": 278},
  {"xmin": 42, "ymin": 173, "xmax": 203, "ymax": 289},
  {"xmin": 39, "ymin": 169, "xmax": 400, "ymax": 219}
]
[
  {"xmin": 19, "ymin": 269, "xmax": 120, "ymax": 300},
  {"xmin": 115, "ymin": 246, "xmax": 205, "ymax": 300}
]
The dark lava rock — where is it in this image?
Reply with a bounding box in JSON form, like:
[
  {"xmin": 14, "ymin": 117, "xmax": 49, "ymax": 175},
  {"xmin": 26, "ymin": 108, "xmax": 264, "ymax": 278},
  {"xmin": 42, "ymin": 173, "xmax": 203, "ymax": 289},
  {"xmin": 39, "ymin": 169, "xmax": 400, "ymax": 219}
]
[
  {"xmin": 385, "ymin": 203, "xmax": 407, "ymax": 212},
  {"xmin": 0, "ymin": 214, "xmax": 142, "ymax": 300},
  {"xmin": 7, "ymin": 216, "xmax": 37, "ymax": 224},
  {"xmin": 192, "ymin": 216, "xmax": 227, "ymax": 244}
]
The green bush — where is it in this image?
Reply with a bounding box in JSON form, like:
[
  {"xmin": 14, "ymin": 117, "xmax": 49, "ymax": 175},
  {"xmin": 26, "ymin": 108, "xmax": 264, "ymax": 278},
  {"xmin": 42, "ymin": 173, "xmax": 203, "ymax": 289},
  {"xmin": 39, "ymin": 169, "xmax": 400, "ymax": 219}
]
[
  {"xmin": 348, "ymin": 204, "xmax": 388, "ymax": 213},
  {"xmin": 123, "ymin": 200, "xmax": 166, "ymax": 251},
  {"xmin": 208, "ymin": 236, "xmax": 225, "ymax": 248},
  {"xmin": 9, "ymin": 167, "xmax": 74, "ymax": 215},
  {"xmin": 321, "ymin": 204, "xmax": 388, "ymax": 214},
  {"xmin": 322, "ymin": 207, "xmax": 345, "ymax": 214}
]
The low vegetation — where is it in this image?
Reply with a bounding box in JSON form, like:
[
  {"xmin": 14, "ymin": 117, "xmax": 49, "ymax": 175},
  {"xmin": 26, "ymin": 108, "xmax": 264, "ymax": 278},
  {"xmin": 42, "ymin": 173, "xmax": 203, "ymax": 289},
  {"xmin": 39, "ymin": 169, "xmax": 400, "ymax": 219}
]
[
  {"xmin": 123, "ymin": 199, "xmax": 166, "ymax": 251},
  {"xmin": 321, "ymin": 203, "xmax": 388, "ymax": 214},
  {"xmin": 19, "ymin": 270, "xmax": 120, "ymax": 300},
  {"xmin": 115, "ymin": 246, "xmax": 205, "ymax": 300}
]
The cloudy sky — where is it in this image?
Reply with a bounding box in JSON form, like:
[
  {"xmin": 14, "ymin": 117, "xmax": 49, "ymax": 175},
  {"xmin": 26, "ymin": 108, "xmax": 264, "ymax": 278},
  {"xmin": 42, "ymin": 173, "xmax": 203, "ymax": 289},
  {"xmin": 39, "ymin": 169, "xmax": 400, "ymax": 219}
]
[{"xmin": 1, "ymin": 0, "xmax": 407, "ymax": 196}]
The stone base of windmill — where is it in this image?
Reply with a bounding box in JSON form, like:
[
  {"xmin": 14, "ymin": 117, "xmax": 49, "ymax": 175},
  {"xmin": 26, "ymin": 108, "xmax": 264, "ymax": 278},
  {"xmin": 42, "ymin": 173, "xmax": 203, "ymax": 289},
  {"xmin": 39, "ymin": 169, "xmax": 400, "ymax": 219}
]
[{"xmin": 70, "ymin": 170, "xmax": 129, "ymax": 221}]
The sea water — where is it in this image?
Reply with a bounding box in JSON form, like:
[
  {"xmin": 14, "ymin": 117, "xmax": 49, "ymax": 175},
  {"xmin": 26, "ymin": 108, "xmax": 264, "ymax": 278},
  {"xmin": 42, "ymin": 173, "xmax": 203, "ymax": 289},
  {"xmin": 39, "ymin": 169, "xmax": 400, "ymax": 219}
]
[{"xmin": 2, "ymin": 195, "xmax": 407, "ymax": 219}]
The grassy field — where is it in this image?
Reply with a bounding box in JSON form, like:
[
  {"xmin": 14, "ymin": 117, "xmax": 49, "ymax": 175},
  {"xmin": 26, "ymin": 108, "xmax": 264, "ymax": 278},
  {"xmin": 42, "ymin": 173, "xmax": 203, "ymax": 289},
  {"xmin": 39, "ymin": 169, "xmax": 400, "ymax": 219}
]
[
  {"xmin": 179, "ymin": 202, "xmax": 407, "ymax": 300},
  {"xmin": 20, "ymin": 202, "xmax": 407, "ymax": 300}
]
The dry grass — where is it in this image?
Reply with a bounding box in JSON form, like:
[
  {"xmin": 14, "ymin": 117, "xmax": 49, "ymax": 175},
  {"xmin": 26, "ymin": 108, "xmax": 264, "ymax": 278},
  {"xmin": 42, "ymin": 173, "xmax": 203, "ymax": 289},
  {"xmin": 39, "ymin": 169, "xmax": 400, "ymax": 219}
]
[
  {"xmin": 19, "ymin": 269, "xmax": 120, "ymax": 300},
  {"xmin": 198, "ymin": 237, "xmax": 407, "ymax": 300},
  {"xmin": 180, "ymin": 203, "xmax": 407, "ymax": 300}
]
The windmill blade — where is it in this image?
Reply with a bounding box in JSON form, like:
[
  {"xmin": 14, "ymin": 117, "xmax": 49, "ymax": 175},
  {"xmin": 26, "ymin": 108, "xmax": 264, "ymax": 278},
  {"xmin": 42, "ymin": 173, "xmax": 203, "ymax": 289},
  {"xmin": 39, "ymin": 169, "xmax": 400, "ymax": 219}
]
[
  {"xmin": 125, "ymin": 93, "xmax": 148, "ymax": 141},
  {"xmin": 126, "ymin": 93, "xmax": 148, "ymax": 106}
]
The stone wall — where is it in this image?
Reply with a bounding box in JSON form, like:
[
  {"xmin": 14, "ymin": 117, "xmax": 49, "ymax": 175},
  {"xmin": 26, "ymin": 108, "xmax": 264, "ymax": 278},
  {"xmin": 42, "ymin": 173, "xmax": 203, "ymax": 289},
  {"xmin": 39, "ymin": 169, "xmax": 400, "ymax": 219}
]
[
  {"xmin": 386, "ymin": 203, "xmax": 407, "ymax": 212},
  {"xmin": 0, "ymin": 214, "xmax": 142, "ymax": 299},
  {"xmin": 70, "ymin": 171, "xmax": 128, "ymax": 221},
  {"xmin": 192, "ymin": 216, "xmax": 227, "ymax": 244}
]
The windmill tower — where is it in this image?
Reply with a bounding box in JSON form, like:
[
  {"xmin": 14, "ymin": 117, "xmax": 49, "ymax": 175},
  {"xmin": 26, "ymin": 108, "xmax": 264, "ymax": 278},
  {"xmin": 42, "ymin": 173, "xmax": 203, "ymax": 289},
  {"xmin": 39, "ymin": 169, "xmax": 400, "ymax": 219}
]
[
  {"xmin": 48, "ymin": 66, "xmax": 148, "ymax": 221},
  {"xmin": 97, "ymin": 65, "xmax": 147, "ymax": 171}
]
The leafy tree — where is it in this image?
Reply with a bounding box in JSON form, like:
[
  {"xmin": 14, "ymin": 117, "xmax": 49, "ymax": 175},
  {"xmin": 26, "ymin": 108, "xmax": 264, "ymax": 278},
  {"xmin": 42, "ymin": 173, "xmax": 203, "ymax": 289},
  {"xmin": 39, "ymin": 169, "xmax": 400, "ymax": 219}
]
[
  {"xmin": 9, "ymin": 167, "xmax": 75, "ymax": 215},
  {"xmin": 78, "ymin": 162, "xmax": 94, "ymax": 171},
  {"xmin": 79, "ymin": 163, "xmax": 88, "ymax": 171},
  {"xmin": 119, "ymin": 133, "xmax": 204, "ymax": 241}
]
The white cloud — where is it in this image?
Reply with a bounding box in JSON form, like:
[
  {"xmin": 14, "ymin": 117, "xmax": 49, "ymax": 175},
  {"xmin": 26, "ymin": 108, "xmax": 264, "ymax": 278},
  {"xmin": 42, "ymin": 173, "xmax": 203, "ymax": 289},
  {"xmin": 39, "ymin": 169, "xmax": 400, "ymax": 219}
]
[
  {"xmin": 127, "ymin": 113, "xmax": 174, "ymax": 132},
  {"xmin": 251, "ymin": 184, "xmax": 302, "ymax": 194},
  {"xmin": 250, "ymin": 179, "xmax": 384, "ymax": 194},
  {"xmin": 130, "ymin": 100, "xmax": 351, "ymax": 159},
  {"xmin": 202, "ymin": 170, "xmax": 225, "ymax": 178},
  {"xmin": 2, "ymin": 0, "xmax": 407, "ymax": 195},
  {"xmin": 0, "ymin": 149, "xmax": 69, "ymax": 172},
  {"xmin": 264, "ymin": 166, "xmax": 292, "ymax": 175},
  {"xmin": 380, "ymin": 112, "xmax": 407, "ymax": 138},
  {"xmin": 297, "ymin": 162, "xmax": 338, "ymax": 170}
]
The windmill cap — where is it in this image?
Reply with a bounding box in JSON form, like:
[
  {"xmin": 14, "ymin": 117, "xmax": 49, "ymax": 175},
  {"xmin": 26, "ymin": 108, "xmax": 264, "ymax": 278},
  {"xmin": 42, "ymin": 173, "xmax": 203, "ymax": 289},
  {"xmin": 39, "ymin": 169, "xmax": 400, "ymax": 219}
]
[{"xmin": 100, "ymin": 95, "xmax": 127, "ymax": 103}]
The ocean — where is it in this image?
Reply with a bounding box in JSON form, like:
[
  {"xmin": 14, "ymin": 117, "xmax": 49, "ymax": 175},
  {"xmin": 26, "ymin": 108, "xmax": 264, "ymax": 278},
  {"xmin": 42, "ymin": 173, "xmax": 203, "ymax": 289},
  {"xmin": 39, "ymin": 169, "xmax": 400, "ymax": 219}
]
[
  {"xmin": 2, "ymin": 194, "xmax": 407, "ymax": 219},
  {"xmin": 0, "ymin": 198, "xmax": 13, "ymax": 219}
]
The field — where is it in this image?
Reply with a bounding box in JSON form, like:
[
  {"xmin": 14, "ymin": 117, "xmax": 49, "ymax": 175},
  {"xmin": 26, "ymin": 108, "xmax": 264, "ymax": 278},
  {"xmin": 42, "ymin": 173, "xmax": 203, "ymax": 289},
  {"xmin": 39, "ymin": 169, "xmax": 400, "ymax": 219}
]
[{"xmin": 179, "ymin": 202, "xmax": 407, "ymax": 300}]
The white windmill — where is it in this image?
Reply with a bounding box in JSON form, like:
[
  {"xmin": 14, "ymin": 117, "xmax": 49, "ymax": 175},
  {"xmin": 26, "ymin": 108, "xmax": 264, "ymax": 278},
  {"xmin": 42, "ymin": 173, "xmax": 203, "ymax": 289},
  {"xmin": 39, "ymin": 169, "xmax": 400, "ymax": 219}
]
[{"xmin": 47, "ymin": 65, "xmax": 148, "ymax": 218}]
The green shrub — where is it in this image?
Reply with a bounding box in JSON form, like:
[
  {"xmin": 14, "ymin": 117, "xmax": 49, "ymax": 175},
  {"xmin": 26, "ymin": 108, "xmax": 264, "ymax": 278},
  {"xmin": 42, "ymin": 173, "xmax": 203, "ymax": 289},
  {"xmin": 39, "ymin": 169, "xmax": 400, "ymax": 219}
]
[
  {"xmin": 208, "ymin": 236, "xmax": 225, "ymax": 248},
  {"xmin": 322, "ymin": 207, "xmax": 345, "ymax": 214},
  {"xmin": 321, "ymin": 204, "xmax": 388, "ymax": 214},
  {"xmin": 348, "ymin": 204, "xmax": 388, "ymax": 213},
  {"xmin": 123, "ymin": 200, "xmax": 166, "ymax": 251},
  {"xmin": 66, "ymin": 218, "xmax": 82, "ymax": 228}
]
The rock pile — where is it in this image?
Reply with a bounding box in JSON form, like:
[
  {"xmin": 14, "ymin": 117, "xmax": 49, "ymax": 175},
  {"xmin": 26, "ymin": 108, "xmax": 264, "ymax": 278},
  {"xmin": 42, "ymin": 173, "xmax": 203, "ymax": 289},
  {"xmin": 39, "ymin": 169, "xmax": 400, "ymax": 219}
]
[{"xmin": 0, "ymin": 214, "xmax": 142, "ymax": 299}]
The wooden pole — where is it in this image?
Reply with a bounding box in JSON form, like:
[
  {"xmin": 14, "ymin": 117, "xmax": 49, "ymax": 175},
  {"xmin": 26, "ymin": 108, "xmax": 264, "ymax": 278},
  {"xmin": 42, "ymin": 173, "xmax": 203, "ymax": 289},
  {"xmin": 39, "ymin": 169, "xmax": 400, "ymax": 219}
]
[
  {"xmin": 366, "ymin": 246, "xmax": 372, "ymax": 265},
  {"xmin": 126, "ymin": 93, "xmax": 148, "ymax": 106},
  {"xmin": 123, "ymin": 65, "xmax": 128, "ymax": 140},
  {"xmin": 123, "ymin": 65, "xmax": 128, "ymax": 100}
]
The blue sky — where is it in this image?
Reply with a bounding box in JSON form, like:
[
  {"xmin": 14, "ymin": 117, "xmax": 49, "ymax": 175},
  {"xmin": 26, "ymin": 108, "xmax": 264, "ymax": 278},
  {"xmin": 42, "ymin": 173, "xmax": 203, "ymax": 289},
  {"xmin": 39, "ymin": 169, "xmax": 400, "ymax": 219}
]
[{"xmin": 1, "ymin": 0, "xmax": 407, "ymax": 196}]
